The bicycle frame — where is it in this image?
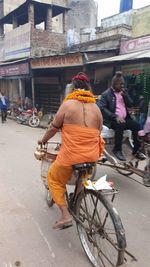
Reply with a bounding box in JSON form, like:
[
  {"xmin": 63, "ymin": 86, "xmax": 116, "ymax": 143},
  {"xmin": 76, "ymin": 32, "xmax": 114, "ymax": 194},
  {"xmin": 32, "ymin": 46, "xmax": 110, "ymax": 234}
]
[{"xmin": 66, "ymin": 165, "xmax": 118, "ymax": 222}]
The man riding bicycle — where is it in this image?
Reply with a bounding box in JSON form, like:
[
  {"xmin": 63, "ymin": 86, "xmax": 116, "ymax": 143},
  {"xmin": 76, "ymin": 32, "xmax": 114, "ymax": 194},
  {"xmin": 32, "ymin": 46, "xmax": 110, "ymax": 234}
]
[{"xmin": 38, "ymin": 72, "xmax": 104, "ymax": 229}]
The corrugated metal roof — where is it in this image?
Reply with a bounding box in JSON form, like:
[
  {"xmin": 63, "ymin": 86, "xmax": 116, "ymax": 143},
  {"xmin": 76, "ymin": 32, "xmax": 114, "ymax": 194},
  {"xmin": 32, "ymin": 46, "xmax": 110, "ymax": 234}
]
[{"xmin": 86, "ymin": 50, "xmax": 150, "ymax": 65}]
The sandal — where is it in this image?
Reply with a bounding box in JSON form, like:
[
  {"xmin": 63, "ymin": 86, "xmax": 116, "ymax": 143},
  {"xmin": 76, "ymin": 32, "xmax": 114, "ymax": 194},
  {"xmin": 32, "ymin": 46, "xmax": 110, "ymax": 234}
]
[{"xmin": 53, "ymin": 219, "xmax": 73, "ymax": 230}]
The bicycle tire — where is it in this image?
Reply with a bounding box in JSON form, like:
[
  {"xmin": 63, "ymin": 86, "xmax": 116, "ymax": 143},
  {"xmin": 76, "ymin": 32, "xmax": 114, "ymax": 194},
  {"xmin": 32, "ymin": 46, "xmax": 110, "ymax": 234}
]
[{"xmin": 75, "ymin": 189, "xmax": 126, "ymax": 267}]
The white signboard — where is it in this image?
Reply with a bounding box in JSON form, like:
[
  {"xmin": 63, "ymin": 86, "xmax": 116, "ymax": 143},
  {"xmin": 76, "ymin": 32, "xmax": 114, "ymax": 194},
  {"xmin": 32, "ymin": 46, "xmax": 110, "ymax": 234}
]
[
  {"xmin": 4, "ymin": 23, "xmax": 31, "ymax": 60},
  {"xmin": 120, "ymin": 35, "xmax": 150, "ymax": 54}
]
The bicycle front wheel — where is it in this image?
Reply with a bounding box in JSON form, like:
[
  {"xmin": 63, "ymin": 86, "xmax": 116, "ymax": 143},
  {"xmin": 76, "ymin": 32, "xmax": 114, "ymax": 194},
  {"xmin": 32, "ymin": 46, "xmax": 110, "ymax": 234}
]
[
  {"xmin": 75, "ymin": 189, "xmax": 126, "ymax": 267},
  {"xmin": 45, "ymin": 189, "xmax": 55, "ymax": 207}
]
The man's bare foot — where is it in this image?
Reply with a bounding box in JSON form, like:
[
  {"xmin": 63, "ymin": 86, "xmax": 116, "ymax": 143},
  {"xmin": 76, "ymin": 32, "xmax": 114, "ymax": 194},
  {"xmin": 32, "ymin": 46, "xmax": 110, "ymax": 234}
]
[{"xmin": 53, "ymin": 205, "xmax": 72, "ymax": 229}]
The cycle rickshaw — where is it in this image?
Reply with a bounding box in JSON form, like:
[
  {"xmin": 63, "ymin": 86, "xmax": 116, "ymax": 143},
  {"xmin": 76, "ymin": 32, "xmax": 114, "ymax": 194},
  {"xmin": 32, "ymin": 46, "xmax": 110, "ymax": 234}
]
[{"xmin": 99, "ymin": 123, "xmax": 150, "ymax": 188}]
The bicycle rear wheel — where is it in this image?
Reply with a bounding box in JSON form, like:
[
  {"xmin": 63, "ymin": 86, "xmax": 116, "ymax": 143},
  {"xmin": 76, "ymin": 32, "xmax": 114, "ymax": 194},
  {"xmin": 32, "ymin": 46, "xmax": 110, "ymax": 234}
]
[{"xmin": 75, "ymin": 189, "xmax": 126, "ymax": 267}]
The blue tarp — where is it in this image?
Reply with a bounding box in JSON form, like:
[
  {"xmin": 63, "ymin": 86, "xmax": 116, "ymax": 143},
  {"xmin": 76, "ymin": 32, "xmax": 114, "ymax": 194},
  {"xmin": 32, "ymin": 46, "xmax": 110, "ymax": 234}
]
[{"xmin": 120, "ymin": 0, "xmax": 133, "ymax": 13}]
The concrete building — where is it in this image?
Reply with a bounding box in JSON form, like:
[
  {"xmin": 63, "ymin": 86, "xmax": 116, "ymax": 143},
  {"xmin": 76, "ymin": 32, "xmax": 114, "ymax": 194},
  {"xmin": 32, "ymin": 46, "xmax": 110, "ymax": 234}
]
[
  {"xmin": 68, "ymin": 0, "xmax": 97, "ymax": 29},
  {"xmin": 1, "ymin": 0, "xmax": 69, "ymax": 16},
  {"xmin": 0, "ymin": 0, "xmax": 98, "ymax": 45},
  {"xmin": 0, "ymin": 0, "xmax": 24, "ymax": 17},
  {"xmin": 0, "ymin": 0, "xmax": 71, "ymax": 114},
  {"xmin": 1, "ymin": 1, "xmax": 150, "ymax": 113},
  {"xmin": 66, "ymin": 0, "xmax": 98, "ymax": 45}
]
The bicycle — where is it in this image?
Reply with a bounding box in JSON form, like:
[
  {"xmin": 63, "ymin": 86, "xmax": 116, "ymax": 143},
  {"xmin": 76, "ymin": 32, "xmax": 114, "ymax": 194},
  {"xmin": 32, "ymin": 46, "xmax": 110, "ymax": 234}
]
[{"xmin": 35, "ymin": 141, "xmax": 127, "ymax": 267}]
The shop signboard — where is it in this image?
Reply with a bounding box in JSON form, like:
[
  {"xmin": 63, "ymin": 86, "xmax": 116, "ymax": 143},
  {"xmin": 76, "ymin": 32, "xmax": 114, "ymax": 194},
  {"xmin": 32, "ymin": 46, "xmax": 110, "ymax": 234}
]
[
  {"xmin": 4, "ymin": 23, "xmax": 31, "ymax": 61},
  {"xmin": 31, "ymin": 53, "xmax": 83, "ymax": 69},
  {"xmin": 0, "ymin": 62, "xmax": 30, "ymax": 77},
  {"xmin": 120, "ymin": 35, "xmax": 150, "ymax": 55}
]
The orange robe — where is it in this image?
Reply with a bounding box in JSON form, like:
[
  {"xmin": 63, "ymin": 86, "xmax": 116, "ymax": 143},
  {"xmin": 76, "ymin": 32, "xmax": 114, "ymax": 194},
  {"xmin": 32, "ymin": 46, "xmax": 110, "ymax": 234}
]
[{"xmin": 48, "ymin": 124, "xmax": 104, "ymax": 206}]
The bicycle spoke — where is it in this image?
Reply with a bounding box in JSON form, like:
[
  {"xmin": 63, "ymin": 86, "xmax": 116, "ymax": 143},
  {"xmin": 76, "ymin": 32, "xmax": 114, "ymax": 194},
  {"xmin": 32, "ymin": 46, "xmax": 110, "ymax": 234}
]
[
  {"xmin": 79, "ymin": 201, "xmax": 99, "ymax": 226},
  {"xmin": 83, "ymin": 193, "xmax": 115, "ymax": 238},
  {"xmin": 87, "ymin": 232, "xmax": 116, "ymax": 267},
  {"xmin": 82, "ymin": 192, "xmax": 91, "ymax": 229}
]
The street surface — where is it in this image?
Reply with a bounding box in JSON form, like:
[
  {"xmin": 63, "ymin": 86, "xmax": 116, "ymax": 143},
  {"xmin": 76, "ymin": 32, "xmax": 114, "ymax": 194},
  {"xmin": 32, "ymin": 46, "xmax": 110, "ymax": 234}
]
[{"xmin": 0, "ymin": 119, "xmax": 150, "ymax": 267}]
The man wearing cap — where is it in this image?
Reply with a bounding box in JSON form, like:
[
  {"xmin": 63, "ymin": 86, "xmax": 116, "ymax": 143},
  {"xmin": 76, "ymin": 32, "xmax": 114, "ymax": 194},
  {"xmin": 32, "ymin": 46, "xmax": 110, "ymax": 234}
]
[
  {"xmin": 38, "ymin": 72, "xmax": 104, "ymax": 230},
  {"xmin": 97, "ymin": 71, "xmax": 146, "ymax": 161}
]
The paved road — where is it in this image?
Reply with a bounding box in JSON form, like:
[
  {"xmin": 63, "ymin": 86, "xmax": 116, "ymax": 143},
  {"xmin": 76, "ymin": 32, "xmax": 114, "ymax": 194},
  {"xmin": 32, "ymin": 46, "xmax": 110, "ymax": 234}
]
[{"xmin": 0, "ymin": 119, "xmax": 150, "ymax": 267}]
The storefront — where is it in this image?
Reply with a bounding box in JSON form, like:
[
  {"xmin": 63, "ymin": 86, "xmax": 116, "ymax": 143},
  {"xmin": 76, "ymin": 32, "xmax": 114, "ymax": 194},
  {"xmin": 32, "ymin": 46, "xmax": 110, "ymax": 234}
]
[
  {"xmin": 120, "ymin": 35, "xmax": 150, "ymax": 107},
  {"xmin": 31, "ymin": 53, "xmax": 83, "ymax": 114},
  {"xmin": 0, "ymin": 60, "xmax": 31, "ymax": 110},
  {"xmin": 86, "ymin": 35, "xmax": 150, "ymax": 108},
  {"xmin": 122, "ymin": 63, "xmax": 150, "ymax": 107}
]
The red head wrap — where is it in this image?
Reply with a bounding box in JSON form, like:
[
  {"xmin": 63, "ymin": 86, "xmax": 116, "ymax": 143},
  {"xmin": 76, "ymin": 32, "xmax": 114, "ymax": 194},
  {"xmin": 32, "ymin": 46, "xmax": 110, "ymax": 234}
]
[{"xmin": 72, "ymin": 72, "xmax": 90, "ymax": 83}]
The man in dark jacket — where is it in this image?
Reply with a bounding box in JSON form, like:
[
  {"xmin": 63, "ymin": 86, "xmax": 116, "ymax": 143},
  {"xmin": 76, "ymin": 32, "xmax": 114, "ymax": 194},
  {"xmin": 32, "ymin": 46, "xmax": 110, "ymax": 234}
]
[
  {"xmin": 97, "ymin": 71, "xmax": 146, "ymax": 161},
  {"xmin": 0, "ymin": 92, "xmax": 8, "ymax": 123}
]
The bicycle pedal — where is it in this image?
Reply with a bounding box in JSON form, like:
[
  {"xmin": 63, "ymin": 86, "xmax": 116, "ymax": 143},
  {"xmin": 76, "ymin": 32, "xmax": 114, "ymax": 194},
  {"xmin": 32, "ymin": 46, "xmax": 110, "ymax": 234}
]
[{"xmin": 100, "ymin": 157, "xmax": 108, "ymax": 163}]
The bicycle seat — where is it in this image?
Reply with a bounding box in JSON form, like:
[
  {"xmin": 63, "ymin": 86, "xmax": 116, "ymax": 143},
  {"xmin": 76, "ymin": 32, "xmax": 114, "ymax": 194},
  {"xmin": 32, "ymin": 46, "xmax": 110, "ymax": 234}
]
[{"xmin": 72, "ymin": 162, "xmax": 96, "ymax": 171}]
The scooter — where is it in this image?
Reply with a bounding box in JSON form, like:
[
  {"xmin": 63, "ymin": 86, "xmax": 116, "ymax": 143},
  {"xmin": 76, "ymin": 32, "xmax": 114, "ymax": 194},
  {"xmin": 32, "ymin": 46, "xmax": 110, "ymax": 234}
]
[{"xmin": 16, "ymin": 108, "xmax": 40, "ymax": 127}]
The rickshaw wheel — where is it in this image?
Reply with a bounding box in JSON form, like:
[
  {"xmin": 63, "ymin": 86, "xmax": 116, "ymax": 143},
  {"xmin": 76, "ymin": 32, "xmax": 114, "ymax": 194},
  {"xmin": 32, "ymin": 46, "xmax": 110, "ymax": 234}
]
[{"xmin": 117, "ymin": 161, "xmax": 139, "ymax": 176}]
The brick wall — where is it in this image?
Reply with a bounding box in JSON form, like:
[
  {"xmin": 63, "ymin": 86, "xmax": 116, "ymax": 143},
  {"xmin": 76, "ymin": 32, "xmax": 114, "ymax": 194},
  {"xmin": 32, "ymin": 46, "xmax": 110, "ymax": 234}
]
[{"xmin": 31, "ymin": 29, "xmax": 67, "ymax": 56}]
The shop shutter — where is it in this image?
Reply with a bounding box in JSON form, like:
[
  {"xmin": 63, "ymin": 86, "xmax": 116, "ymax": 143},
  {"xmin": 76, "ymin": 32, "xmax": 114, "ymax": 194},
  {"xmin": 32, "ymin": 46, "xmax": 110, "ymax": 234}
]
[{"xmin": 35, "ymin": 84, "xmax": 61, "ymax": 114}]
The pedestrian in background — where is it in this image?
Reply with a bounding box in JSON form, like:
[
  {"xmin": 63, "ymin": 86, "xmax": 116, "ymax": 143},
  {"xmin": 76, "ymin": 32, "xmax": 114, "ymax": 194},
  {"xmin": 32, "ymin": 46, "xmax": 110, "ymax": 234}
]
[{"xmin": 0, "ymin": 92, "xmax": 8, "ymax": 123}]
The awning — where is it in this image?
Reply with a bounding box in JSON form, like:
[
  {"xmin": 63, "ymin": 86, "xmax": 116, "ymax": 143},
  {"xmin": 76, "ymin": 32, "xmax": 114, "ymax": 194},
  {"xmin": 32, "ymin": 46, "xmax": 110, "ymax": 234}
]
[
  {"xmin": 0, "ymin": 59, "xmax": 31, "ymax": 79},
  {"xmin": 86, "ymin": 50, "xmax": 150, "ymax": 65}
]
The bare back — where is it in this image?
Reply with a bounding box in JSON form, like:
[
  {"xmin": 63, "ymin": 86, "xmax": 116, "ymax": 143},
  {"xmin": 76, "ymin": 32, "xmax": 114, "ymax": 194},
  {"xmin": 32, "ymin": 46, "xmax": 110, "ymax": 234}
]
[{"xmin": 52, "ymin": 99, "xmax": 103, "ymax": 131}]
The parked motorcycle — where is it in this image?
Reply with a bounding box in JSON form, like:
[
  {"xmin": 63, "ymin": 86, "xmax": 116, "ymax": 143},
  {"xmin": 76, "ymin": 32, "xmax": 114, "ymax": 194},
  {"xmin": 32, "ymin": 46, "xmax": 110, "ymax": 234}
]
[{"xmin": 16, "ymin": 108, "xmax": 40, "ymax": 127}]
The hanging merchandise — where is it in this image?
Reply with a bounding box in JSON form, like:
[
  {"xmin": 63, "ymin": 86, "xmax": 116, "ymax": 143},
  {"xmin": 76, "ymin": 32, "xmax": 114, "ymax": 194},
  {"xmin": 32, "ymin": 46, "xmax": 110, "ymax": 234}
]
[
  {"xmin": 140, "ymin": 73, "xmax": 150, "ymax": 102},
  {"xmin": 126, "ymin": 74, "xmax": 142, "ymax": 107}
]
